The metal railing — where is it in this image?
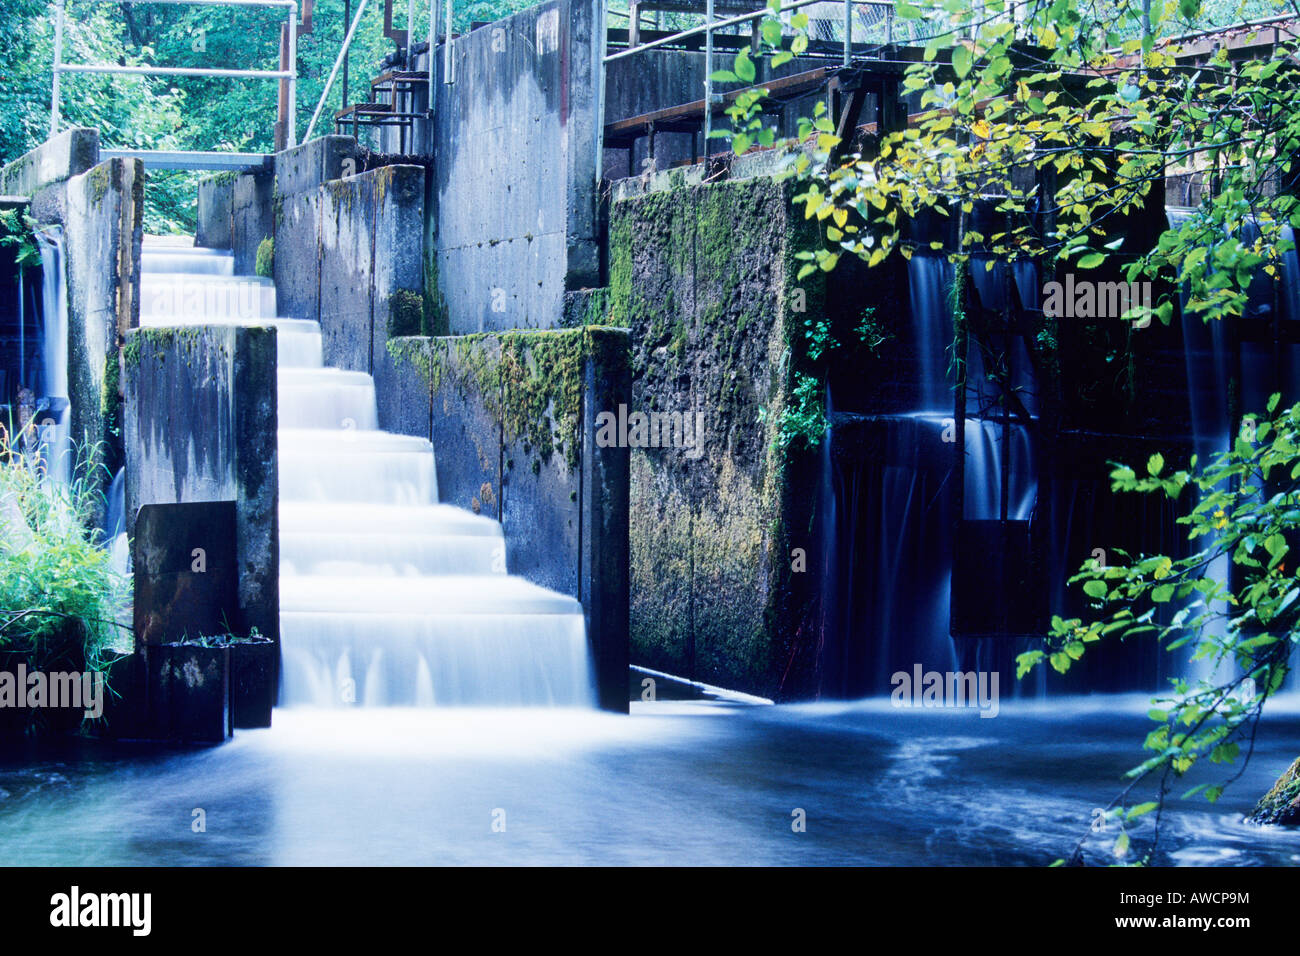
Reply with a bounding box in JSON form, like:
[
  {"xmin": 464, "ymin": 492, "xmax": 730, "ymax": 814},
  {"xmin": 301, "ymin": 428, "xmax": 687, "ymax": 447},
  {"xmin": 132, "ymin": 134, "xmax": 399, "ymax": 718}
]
[
  {"xmin": 303, "ymin": 0, "xmax": 443, "ymax": 143},
  {"xmin": 598, "ymin": 0, "xmax": 896, "ymax": 169},
  {"xmin": 51, "ymin": 0, "xmax": 300, "ymax": 167}
]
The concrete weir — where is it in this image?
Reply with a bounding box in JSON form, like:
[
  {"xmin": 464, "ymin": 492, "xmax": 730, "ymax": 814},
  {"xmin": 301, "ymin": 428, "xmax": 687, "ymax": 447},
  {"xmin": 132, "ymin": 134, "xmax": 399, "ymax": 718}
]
[{"xmin": 135, "ymin": 238, "xmax": 597, "ymax": 707}]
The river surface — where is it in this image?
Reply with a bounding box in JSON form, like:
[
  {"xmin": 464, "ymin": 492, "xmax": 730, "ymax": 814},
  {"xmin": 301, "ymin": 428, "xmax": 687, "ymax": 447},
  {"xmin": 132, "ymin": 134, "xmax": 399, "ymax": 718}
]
[{"xmin": 1, "ymin": 695, "xmax": 1298, "ymax": 865}]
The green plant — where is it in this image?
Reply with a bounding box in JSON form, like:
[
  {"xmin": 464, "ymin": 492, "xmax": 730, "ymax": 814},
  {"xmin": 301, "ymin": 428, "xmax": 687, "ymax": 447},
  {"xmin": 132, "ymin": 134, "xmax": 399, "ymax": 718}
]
[
  {"xmin": 255, "ymin": 237, "xmax": 274, "ymax": 278},
  {"xmin": 0, "ymin": 426, "xmax": 129, "ymax": 732},
  {"xmin": 1020, "ymin": 392, "xmax": 1300, "ymax": 863},
  {"xmin": 776, "ymin": 372, "xmax": 826, "ymax": 450},
  {"xmin": 0, "ymin": 207, "xmax": 40, "ymax": 270},
  {"xmin": 855, "ymin": 306, "xmax": 892, "ymax": 352}
]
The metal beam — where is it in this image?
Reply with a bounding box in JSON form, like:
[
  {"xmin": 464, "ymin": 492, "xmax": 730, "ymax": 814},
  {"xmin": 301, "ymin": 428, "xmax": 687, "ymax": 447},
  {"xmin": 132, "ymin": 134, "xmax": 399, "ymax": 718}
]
[{"xmin": 100, "ymin": 149, "xmax": 273, "ymax": 171}]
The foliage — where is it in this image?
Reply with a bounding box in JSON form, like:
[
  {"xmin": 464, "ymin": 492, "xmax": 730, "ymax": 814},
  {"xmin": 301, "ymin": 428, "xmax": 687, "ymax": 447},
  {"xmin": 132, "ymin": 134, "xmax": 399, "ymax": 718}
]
[
  {"xmin": 0, "ymin": 425, "xmax": 128, "ymax": 729},
  {"xmin": 776, "ymin": 371, "xmax": 827, "ymax": 450},
  {"xmin": 255, "ymin": 236, "xmax": 274, "ymax": 277},
  {"xmin": 784, "ymin": 0, "xmax": 1300, "ymax": 331},
  {"xmin": 706, "ymin": 0, "xmax": 1300, "ymax": 858},
  {"xmin": 1019, "ymin": 392, "xmax": 1298, "ymax": 862},
  {"xmin": 0, "ymin": 207, "xmax": 42, "ymax": 270}
]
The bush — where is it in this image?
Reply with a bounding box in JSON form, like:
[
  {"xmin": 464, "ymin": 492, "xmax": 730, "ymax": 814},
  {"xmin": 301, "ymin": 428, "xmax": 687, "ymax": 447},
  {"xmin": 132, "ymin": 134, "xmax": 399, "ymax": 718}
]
[
  {"xmin": 255, "ymin": 237, "xmax": 274, "ymax": 278},
  {"xmin": 0, "ymin": 425, "xmax": 129, "ymax": 734}
]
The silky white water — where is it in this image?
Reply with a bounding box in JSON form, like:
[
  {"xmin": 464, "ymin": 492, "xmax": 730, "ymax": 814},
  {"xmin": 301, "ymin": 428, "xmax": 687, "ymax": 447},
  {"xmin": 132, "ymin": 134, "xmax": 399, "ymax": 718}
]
[{"xmin": 139, "ymin": 237, "xmax": 595, "ymax": 706}]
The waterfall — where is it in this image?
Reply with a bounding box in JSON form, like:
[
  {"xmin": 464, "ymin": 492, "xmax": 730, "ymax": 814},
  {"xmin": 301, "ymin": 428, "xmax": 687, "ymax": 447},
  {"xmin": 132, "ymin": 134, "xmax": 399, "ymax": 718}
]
[
  {"xmin": 103, "ymin": 466, "xmax": 129, "ymax": 575},
  {"xmin": 138, "ymin": 237, "xmax": 596, "ymax": 707},
  {"xmin": 32, "ymin": 227, "xmax": 71, "ymax": 485}
]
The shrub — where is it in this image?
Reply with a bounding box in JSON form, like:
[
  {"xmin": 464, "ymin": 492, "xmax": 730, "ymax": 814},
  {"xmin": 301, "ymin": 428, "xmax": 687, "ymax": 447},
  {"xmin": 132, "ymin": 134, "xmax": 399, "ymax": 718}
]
[
  {"xmin": 255, "ymin": 237, "xmax": 274, "ymax": 278},
  {"xmin": 0, "ymin": 425, "xmax": 129, "ymax": 734}
]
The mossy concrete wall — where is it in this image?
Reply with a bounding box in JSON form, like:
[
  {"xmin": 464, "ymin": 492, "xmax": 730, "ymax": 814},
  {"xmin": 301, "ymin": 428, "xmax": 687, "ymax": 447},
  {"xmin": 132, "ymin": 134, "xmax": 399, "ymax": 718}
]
[
  {"xmin": 0, "ymin": 131, "xmax": 142, "ymax": 516},
  {"xmin": 608, "ymin": 173, "xmax": 823, "ymax": 700},
  {"xmin": 381, "ymin": 327, "xmax": 631, "ymax": 711},
  {"xmin": 273, "ymin": 154, "xmax": 424, "ymax": 381},
  {"xmin": 195, "ymin": 168, "xmax": 274, "ymax": 276},
  {"xmin": 123, "ymin": 324, "xmax": 279, "ymax": 645}
]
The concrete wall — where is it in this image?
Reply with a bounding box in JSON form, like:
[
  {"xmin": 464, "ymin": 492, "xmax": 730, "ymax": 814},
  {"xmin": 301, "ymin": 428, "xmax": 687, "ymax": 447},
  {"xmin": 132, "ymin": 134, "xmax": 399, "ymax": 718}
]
[
  {"xmin": 195, "ymin": 174, "xmax": 234, "ymax": 249},
  {"xmin": 380, "ymin": 327, "xmax": 631, "ymax": 711},
  {"xmin": 196, "ymin": 169, "xmax": 275, "ymax": 275},
  {"xmin": 272, "ymin": 139, "xmax": 423, "ymax": 364},
  {"xmin": 123, "ymin": 324, "xmax": 279, "ymax": 644},
  {"xmin": 429, "ymin": 0, "xmax": 601, "ymax": 334},
  {"xmin": 0, "ymin": 129, "xmax": 142, "ymax": 502},
  {"xmin": 608, "ymin": 172, "xmax": 822, "ymax": 700}
]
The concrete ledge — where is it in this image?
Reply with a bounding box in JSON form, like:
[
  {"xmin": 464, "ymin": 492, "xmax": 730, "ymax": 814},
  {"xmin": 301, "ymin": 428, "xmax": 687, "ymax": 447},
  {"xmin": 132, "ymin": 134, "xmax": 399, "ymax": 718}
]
[{"xmin": 0, "ymin": 127, "xmax": 99, "ymax": 197}]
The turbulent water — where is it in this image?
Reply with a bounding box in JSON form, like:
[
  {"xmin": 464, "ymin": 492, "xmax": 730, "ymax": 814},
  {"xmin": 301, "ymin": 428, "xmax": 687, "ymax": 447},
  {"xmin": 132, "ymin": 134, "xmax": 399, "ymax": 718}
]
[{"xmin": 0, "ymin": 697, "xmax": 1297, "ymax": 865}]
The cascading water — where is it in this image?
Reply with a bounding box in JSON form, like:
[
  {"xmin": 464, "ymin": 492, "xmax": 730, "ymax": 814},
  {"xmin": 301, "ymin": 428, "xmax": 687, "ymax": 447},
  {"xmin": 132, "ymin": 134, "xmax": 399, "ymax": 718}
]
[
  {"xmin": 138, "ymin": 237, "xmax": 595, "ymax": 707},
  {"xmin": 819, "ymin": 254, "xmax": 1040, "ymax": 697},
  {"xmin": 32, "ymin": 226, "xmax": 71, "ymax": 484},
  {"xmin": 1168, "ymin": 207, "xmax": 1300, "ymax": 692}
]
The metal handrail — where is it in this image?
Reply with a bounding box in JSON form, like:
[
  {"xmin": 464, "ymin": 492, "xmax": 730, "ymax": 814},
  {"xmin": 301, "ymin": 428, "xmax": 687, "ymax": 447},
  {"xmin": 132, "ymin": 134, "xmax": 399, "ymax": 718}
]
[
  {"xmin": 51, "ymin": 0, "xmax": 299, "ymax": 149},
  {"xmin": 597, "ymin": 0, "xmax": 897, "ymax": 177},
  {"xmin": 304, "ymin": 0, "xmax": 373, "ymax": 141}
]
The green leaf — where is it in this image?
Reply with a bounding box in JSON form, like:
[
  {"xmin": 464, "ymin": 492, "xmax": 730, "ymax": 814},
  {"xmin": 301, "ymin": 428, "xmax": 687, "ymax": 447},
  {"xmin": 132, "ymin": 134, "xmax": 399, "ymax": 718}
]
[
  {"xmin": 895, "ymin": 0, "xmax": 921, "ymax": 18},
  {"xmin": 1077, "ymin": 252, "xmax": 1106, "ymax": 269},
  {"xmin": 1147, "ymin": 452, "xmax": 1164, "ymax": 476},
  {"xmin": 735, "ymin": 49, "xmax": 756, "ymax": 84},
  {"xmin": 952, "ymin": 44, "xmax": 972, "ymax": 79},
  {"xmin": 1083, "ymin": 580, "xmax": 1108, "ymax": 599},
  {"xmin": 1151, "ymin": 584, "xmax": 1176, "ymax": 603}
]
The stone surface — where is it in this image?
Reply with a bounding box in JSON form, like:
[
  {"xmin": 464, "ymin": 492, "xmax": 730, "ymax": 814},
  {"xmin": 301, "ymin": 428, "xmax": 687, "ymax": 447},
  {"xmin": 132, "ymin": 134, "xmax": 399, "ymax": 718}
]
[
  {"xmin": 196, "ymin": 174, "xmax": 234, "ymax": 249},
  {"xmin": 608, "ymin": 174, "xmax": 821, "ymax": 700},
  {"xmin": 431, "ymin": 0, "xmax": 598, "ymax": 334},
  {"xmin": 123, "ymin": 324, "xmax": 279, "ymax": 645},
  {"xmin": 1251, "ymin": 755, "xmax": 1300, "ymax": 825},
  {"xmin": 133, "ymin": 501, "xmax": 239, "ymax": 645},
  {"xmin": 0, "ymin": 127, "xmax": 99, "ymax": 197},
  {"xmin": 231, "ymin": 169, "xmax": 274, "ymax": 276}
]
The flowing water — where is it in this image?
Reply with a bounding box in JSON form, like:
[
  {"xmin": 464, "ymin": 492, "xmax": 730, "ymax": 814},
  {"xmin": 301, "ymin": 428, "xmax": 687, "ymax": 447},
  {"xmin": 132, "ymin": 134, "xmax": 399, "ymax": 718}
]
[
  {"xmin": 137, "ymin": 238, "xmax": 594, "ymax": 707},
  {"xmin": 31, "ymin": 227, "xmax": 71, "ymax": 485},
  {"xmin": 0, "ymin": 697, "xmax": 1297, "ymax": 864}
]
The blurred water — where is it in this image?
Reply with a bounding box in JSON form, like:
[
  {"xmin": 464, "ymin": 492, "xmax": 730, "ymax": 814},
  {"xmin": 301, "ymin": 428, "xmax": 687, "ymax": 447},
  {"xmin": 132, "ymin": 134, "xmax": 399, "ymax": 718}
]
[{"xmin": 1, "ymin": 697, "xmax": 1297, "ymax": 865}]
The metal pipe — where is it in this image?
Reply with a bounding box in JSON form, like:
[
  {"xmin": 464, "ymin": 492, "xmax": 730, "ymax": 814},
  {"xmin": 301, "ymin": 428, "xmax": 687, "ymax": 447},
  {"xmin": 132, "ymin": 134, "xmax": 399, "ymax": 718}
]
[
  {"xmin": 406, "ymin": 0, "xmax": 415, "ymax": 63},
  {"xmin": 603, "ymin": 0, "xmax": 885, "ymax": 62},
  {"xmin": 76, "ymin": 0, "xmax": 297, "ymax": 5},
  {"xmin": 58, "ymin": 63, "xmax": 294, "ymax": 78},
  {"xmin": 594, "ymin": 0, "xmax": 606, "ymax": 187},
  {"xmin": 287, "ymin": 1, "xmax": 298, "ymax": 146},
  {"xmin": 50, "ymin": 0, "xmax": 65, "ymax": 135},
  {"xmin": 843, "ymin": 0, "xmax": 851, "ymax": 66},
  {"xmin": 434, "ymin": 0, "xmax": 444, "ymax": 113},
  {"xmin": 445, "ymin": 0, "xmax": 454, "ymax": 84},
  {"xmin": 304, "ymin": 0, "xmax": 371, "ymax": 141},
  {"xmin": 703, "ymin": 0, "xmax": 714, "ymax": 148}
]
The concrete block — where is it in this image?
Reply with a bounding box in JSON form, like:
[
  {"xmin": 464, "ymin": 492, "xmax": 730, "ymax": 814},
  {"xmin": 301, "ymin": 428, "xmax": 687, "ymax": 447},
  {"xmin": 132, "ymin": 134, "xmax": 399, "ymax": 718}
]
[
  {"xmin": 0, "ymin": 127, "xmax": 99, "ymax": 197},
  {"xmin": 196, "ymin": 174, "xmax": 234, "ymax": 249}
]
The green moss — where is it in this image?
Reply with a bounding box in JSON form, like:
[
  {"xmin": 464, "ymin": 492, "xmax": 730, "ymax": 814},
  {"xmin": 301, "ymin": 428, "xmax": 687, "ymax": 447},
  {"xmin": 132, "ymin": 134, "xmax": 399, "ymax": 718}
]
[
  {"xmin": 424, "ymin": 250, "xmax": 450, "ymax": 337},
  {"xmin": 385, "ymin": 337, "xmax": 440, "ymax": 392},
  {"xmin": 99, "ymin": 349, "xmax": 121, "ymax": 442},
  {"xmin": 255, "ymin": 237, "xmax": 274, "ymax": 278},
  {"xmin": 87, "ymin": 163, "xmax": 113, "ymax": 204},
  {"xmin": 388, "ymin": 289, "xmax": 425, "ymax": 338}
]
